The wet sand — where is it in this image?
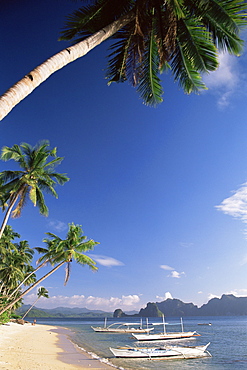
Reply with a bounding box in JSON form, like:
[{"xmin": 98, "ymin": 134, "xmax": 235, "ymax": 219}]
[{"xmin": 0, "ymin": 322, "xmax": 114, "ymax": 370}]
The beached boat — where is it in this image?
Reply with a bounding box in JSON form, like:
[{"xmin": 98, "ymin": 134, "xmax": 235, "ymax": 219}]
[
  {"xmin": 110, "ymin": 342, "xmax": 211, "ymax": 359},
  {"xmin": 132, "ymin": 317, "xmax": 200, "ymax": 341},
  {"xmin": 91, "ymin": 318, "xmax": 154, "ymax": 333}
]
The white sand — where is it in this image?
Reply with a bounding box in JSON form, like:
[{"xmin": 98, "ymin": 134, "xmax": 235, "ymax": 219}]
[{"xmin": 0, "ymin": 322, "xmax": 114, "ymax": 370}]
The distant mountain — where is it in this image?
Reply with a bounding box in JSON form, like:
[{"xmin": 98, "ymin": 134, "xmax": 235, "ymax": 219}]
[
  {"xmin": 15, "ymin": 294, "xmax": 247, "ymax": 318},
  {"xmin": 135, "ymin": 294, "xmax": 247, "ymax": 317},
  {"xmin": 15, "ymin": 305, "xmax": 113, "ymax": 318},
  {"xmin": 199, "ymin": 294, "xmax": 247, "ymax": 316},
  {"xmin": 139, "ymin": 302, "xmax": 163, "ymax": 317}
]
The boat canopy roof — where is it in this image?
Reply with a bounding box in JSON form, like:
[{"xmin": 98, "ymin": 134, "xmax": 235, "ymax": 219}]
[{"xmin": 151, "ymin": 322, "xmax": 181, "ymax": 326}]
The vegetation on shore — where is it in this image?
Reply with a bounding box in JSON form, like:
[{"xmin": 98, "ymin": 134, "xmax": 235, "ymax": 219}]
[{"xmin": 0, "ymin": 142, "xmax": 99, "ymax": 324}]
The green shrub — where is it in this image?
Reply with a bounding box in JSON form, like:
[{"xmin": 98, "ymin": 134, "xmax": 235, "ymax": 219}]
[{"xmin": 0, "ymin": 311, "xmax": 10, "ymax": 324}]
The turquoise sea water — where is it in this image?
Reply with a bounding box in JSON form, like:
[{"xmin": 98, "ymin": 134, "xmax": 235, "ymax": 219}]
[{"xmin": 36, "ymin": 316, "xmax": 247, "ymax": 370}]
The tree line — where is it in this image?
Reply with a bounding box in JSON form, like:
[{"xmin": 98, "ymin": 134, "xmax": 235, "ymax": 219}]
[{"xmin": 0, "ymin": 141, "xmax": 98, "ymax": 322}]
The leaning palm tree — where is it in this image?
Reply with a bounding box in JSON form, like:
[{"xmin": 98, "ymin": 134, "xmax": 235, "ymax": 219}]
[
  {"xmin": 22, "ymin": 287, "xmax": 49, "ymax": 319},
  {"xmin": 0, "ymin": 223, "xmax": 98, "ymax": 315},
  {"xmin": 0, "ymin": 0, "xmax": 246, "ymax": 119},
  {"xmin": 0, "ymin": 141, "xmax": 69, "ymax": 238}
]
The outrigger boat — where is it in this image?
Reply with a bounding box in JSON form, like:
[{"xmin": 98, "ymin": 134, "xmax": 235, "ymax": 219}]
[
  {"xmin": 132, "ymin": 316, "xmax": 200, "ymax": 341},
  {"xmin": 110, "ymin": 342, "xmax": 211, "ymax": 359},
  {"xmin": 91, "ymin": 318, "xmax": 154, "ymax": 333},
  {"xmin": 198, "ymin": 323, "xmax": 212, "ymax": 326}
]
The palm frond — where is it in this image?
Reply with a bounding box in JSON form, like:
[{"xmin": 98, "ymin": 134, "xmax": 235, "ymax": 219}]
[
  {"xmin": 76, "ymin": 239, "xmax": 100, "ymax": 253},
  {"xmin": 60, "ymin": 0, "xmax": 132, "ymax": 42},
  {"xmin": 171, "ymin": 44, "xmax": 207, "ymax": 93},
  {"xmin": 106, "ymin": 31, "xmax": 133, "ymax": 83},
  {"xmin": 37, "ymin": 179, "xmax": 58, "ymax": 198},
  {"xmin": 167, "ymin": 0, "xmax": 186, "ymax": 19},
  {"xmin": 11, "ymin": 186, "xmax": 28, "ymax": 218},
  {"xmin": 1, "ymin": 144, "xmax": 23, "ymax": 162},
  {"xmin": 75, "ymin": 253, "xmax": 98, "ymax": 271},
  {"xmin": 186, "ymin": 0, "xmax": 247, "ymax": 54},
  {"xmin": 137, "ymin": 29, "xmax": 163, "ymax": 106},
  {"xmin": 35, "ymin": 187, "xmax": 49, "ymax": 216},
  {"xmin": 48, "ymin": 173, "xmax": 69, "ymax": 185},
  {"xmin": 177, "ymin": 18, "xmax": 218, "ymax": 72},
  {"xmin": 0, "ymin": 171, "xmax": 23, "ymax": 184},
  {"xmin": 64, "ymin": 262, "xmax": 71, "ymax": 285}
]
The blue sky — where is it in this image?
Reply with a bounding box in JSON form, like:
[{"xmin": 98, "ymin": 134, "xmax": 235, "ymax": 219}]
[{"xmin": 1, "ymin": 0, "xmax": 247, "ymax": 312}]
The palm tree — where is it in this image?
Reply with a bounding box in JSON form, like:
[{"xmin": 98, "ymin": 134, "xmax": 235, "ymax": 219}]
[
  {"xmin": 0, "ymin": 225, "xmax": 20, "ymax": 257},
  {"xmin": 0, "ymin": 223, "xmax": 98, "ymax": 315},
  {"xmin": 22, "ymin": 287, "xmax": 49, "ymax": 319},
  {"xmin": 0, "ymin": 227, "xmax": 36, "ymax": 306},
  {"xmin": 0, "ymin": 0, "xmax": 246, "ymax": 119},
  {"xmin": 0, "ymin": 141, "xmax": 69, "ymax": 238}
]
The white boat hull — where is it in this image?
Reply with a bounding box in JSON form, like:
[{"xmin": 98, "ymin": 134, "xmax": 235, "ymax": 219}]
[
  {"xmin": 91, "ymin": 327, "xmax": 153, "ymax": 333},
  {"xmin": 110, "ymin": 343, "xmax": 211, "ymax": 359},
  {"xmin": 132, "ymin": 331, "xmax": 200, "ymax": 341}
]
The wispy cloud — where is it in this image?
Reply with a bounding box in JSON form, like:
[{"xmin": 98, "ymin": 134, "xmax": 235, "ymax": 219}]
[
  {"xmin": 24, "ymin": 293, "xmax": 141, "ymax": 311},
  {"xmin": 203, "ymin": 52, "xmax": 244, "ymax": 109},
  {"xmin": 160, "ymin": 265, "xmax": 174, "ymax": 271},
  {"xmin": 89, "ymin": 254, "xmax": 124, "ymax": 267},
  {"xmin": 216, "ymin": 182, "xmax": 247, "ymax": 222},
  {"xmin": 240, "ymin": 254, "xmax": 247, "ymax": 266},
  {"xmin": 216, "ymin": 183, "xmax": 247, "ymax": 264},
  {"xmin": 160, "ymin": 265, "xmax": 185, "ymax": 278},
  {"xmin": 47, "ymin": 219, "xmax": 67, "ymax": 232},
  {"xmin": 179, "ymin": 242, "xmax": 193, "ymax": 248}
]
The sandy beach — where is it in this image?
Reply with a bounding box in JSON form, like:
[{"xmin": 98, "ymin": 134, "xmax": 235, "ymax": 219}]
[{"xmin": 0, "ymin": 322, "xmax": 114, "ymax": 370}]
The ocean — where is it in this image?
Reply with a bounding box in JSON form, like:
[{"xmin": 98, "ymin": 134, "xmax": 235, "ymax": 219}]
[{"xmin": 36, "ymin": 316, "xmax": 247, "ymax": 369}]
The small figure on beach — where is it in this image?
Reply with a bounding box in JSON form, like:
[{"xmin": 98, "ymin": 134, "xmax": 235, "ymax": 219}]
[{"xmin": 32, "ymin": 319, "xmax": 36, "ymax": 326}]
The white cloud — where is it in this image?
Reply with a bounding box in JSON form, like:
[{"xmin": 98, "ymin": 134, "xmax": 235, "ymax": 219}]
[
  {"xmin": 207, "ymin": 293, "xmax": 221, "ymax": 301},
  {"xmin": 89, "ymin": 254, "xmax": 124, "ymax": 267},
  {"xmin": 203, "ymin": 52, "xmax": 242, "ymax": 109},
  {"xmin": 216, "ymin": 183, "xmax": 247, "ymax": 222},
  {"xmin": 48, "ymin": 219, "xmax": 67, "ymax": 232},
  {"xmin": 204, "ymin": 53, "xmax": 238, "ymax": 89},
  {"xmin": 165, "ymin": 292, "xmax": 173, "ymax": 300},
  {"xmin": 236, "ymin": 289, "xmax": 247, "ymax": 295},
  {"xmin": 24, "ymin": 293, "xmax": 141, "ymax": 311},
  {"xmin": 160, "ymin": 265, "xmax": 174, "ymax": 271},
  {"xmin": 169, "ymin": 271, "xmax": 185, "ymax": 279},
  {"xmin": 160, "ymin": 264, "xmax": 185, "ymax": 279},
  {"xmin": 208, "ymin": 290, "xmax": 247, "ymax": 301},
  {"xmin": 216, "ymin": 183, "xmax": 247, "ymax": 254},
  {"xmin": 156, "ymin": 292, "xmax": 173, "ymax": 301},
  {"xmin": 240, "ymin": 254, "xmax": 247, "ymax": 266}
]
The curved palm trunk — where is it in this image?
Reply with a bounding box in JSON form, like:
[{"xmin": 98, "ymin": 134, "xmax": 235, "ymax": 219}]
[
  {"xmin": 0, "ymin": 193, "xmax": 19, "ymax": 239},
  {"xmin": 8, "ymin": 259, "xmax": 49, "ymax": 299},
  {"xmin": 0, "ymin": 261, "xmax": 65, "ymax": 316},
  {"xmin": 0, "ymin": 12, "xmax": 135, "ymax": 121},
  {"xmin": 22, "ymin": 296, "xmax": 40, "ymax": 319}
]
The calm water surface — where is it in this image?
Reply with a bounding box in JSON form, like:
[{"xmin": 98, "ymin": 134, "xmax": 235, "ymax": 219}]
[{"xmin": 36, "ymin": 316, "xmax": 247, "ymax": 370}]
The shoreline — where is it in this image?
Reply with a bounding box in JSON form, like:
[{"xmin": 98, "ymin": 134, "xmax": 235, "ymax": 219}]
[{"xmin": 0, "ymin": 322, "xmax": 118, "ymax": 370}]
